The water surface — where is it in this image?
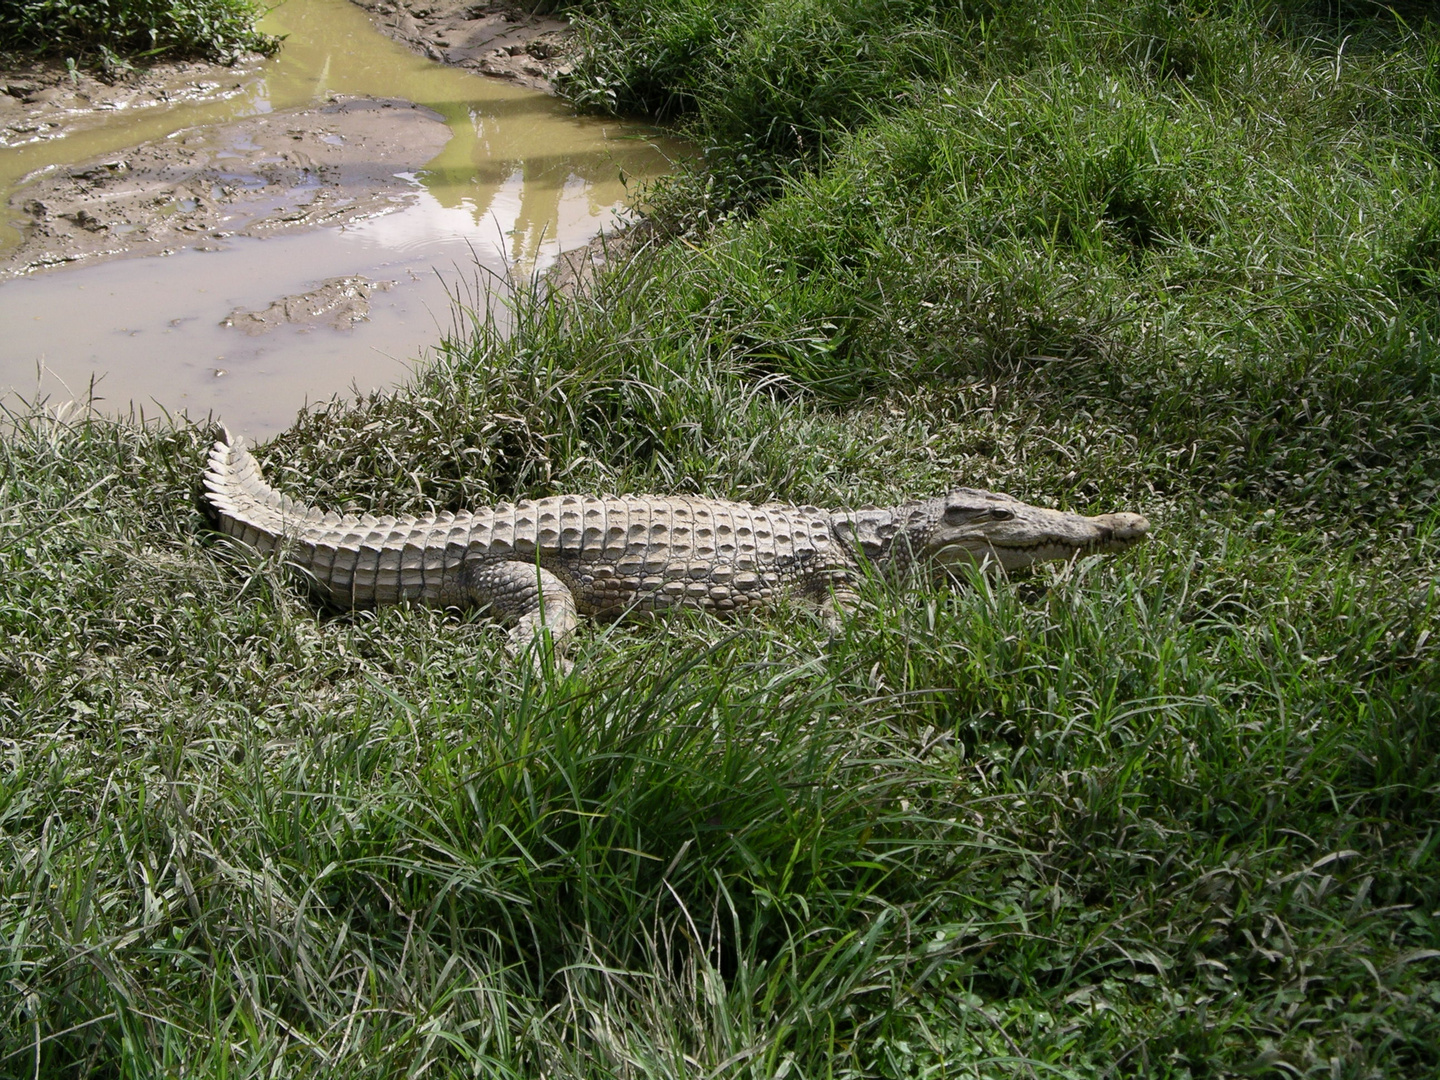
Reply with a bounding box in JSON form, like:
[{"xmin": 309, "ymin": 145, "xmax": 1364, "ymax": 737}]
[{"xmin": 0, "ymin": 0, "xmax": 680, "ymax": 434}]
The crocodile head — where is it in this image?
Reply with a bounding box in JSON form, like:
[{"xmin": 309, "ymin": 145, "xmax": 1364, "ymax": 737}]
[{"xmin": 838, "ymin": 488, "xmax": 1150, "ymax": 575}]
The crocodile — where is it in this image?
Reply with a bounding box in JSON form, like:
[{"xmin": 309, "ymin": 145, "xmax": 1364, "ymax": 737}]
[{"xmin": 203, "ymin": 434, "xmax": 1150, "ymax": 665}]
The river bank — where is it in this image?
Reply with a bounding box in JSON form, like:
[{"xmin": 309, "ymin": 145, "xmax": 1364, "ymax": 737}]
[
  {"xmin": 0, "ymin": 0, "xmax": 678, "ymax": 434},
  {"xmin": 3, "ymin": 95, "xmax": 452, "ymax": 277},
  {"xmin": 0, "ymin": 2, "xmax": 580, "ymax": 277}
]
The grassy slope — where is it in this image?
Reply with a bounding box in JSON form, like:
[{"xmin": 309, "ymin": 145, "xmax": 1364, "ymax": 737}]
[{"xmin": 2, "ymin": 0, "xmax": 1439, "ymax": 1076}]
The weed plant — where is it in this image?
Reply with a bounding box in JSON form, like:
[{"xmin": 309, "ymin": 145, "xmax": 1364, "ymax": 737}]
[
  {"xmin": 3, "ymin": 0, "xmax": 1439, "ymax": 1076},
  {"xmin": 0, "ymin": 0, "xmax": 278, "ymax": 68}
]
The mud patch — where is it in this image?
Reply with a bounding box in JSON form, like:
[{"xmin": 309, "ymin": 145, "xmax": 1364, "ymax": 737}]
[
  {"xmin": 1, "ymin": 60, "xmax": 264, "ymax": 151},
  {"xmin": 221, "ymin": 274, "xmax": 396, "ymax": 333},
  {"xmin": 5, "ymin": 96, "xmax": 450, "ymax": 277},
  {"xmin": 352, "ymin": 0, "xmax": 576, "ymax": 91}
]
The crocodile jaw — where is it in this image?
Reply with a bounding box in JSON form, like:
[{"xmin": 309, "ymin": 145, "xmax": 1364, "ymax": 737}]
[{"xmin": 916, "ymin": 490, "xmax": 1150, "ymax": 573}]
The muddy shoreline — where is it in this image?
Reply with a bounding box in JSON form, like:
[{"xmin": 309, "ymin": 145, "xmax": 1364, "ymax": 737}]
[
  {"xmin": 0, "ymin": 1, "xmax": 583, "ymax": 282},
  {"xmin": 5, "ymin": 97, "xmax": 452, "ymax": 277},
  {"xmin": 349, "ymin": 0, "xmax": 576, "ymax": 91}
]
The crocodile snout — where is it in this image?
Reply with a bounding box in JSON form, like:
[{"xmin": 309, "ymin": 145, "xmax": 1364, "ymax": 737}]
[{"xmin": 1094, "ymin": 512, "xmax": 1151, "ymax": 548}]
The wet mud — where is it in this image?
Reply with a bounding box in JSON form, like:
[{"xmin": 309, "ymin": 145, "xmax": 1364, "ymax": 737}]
[
  {"xmin": 221, "ymin": 274, "xmax": 396, "ymax": 333},
  {"xmin": 0, "ymin": 60, "xmax": 264, "ymax": 153},
  {"xmin": 353, "ymin": 0, "xmax": 576, "ymax": 91},
  {"xmin": 5, "ymin": 97, "xmax": 450, "ymax": 277}
]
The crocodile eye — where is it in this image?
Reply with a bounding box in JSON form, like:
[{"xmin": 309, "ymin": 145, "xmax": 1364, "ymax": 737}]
[{"xmin": 990, "ymin": 508, "xmax": 1015, "ymax": 521}]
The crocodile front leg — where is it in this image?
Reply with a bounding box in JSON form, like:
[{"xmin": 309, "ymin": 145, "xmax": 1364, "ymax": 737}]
[
  {"xmin": 464, "ymin": 560, "xmax": 578, "ymax": 670},
  {"xmin": 818, "ymin": 584, "xmax": 861, "ymax": 635},
  {"xmin": 801, "ymin": 566, "xmax": 862, "ymax": 635}
]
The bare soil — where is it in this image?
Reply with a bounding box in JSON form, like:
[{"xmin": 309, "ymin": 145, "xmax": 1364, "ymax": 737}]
[{"xmin": 352, "ymin": 0, "xmax": 576, "ymax": 91}]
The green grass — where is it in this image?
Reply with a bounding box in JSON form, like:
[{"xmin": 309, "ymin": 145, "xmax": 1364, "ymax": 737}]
[
  {"xmin": 3, "ymin": 0, "xmax": 1440, "ymax": 1076},
  {"xmin": 0, "ymin": 0, "xmax": 278, "ymax": 67}
]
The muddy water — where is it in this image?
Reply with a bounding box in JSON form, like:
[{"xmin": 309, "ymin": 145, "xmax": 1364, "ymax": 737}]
[{"xmin": 0, "ymin": 0, "xmax": 681, "ymax": 435}]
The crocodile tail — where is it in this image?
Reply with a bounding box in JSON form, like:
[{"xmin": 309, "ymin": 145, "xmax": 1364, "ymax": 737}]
[{"xmin": 202, "ymin": 433, "xmax": 315, "ymax": 554}]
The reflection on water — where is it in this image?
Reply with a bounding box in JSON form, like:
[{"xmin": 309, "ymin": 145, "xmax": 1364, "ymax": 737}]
[
  {"xmin": 251, "ymin": 0, "xmax": 679, "ymax": 265},
  {"xmin": 1, "ymin": 0, "xmax": 680, "ymax": 257},
  {"xmin": 0, "ymin": 0, "xmax": 684, "ymax": 433},
  {"xmin": 0, "ymin": 187, "xmax": 523, "ymax": 435}
]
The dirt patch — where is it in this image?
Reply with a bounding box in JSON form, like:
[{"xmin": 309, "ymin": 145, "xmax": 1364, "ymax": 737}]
[
  {"xmin": 221, "ymin": 274, "xmax": 397, "ymax": 333},
  {"xmin": 351, "ymin": 0, "xmax": 577, "ymax": 92},
  {"xmin": 3, "ymin": 96, "xmax": 452, "ymax": 278},
  {"xmin": 1, "ymin": 60, "xmax": 263, "ymax": 152}
]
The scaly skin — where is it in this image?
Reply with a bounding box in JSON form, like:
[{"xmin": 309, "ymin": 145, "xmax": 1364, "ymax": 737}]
[{"xmin": 203, "ymin": 435, "xmax": 1150, "ymax": 664}]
